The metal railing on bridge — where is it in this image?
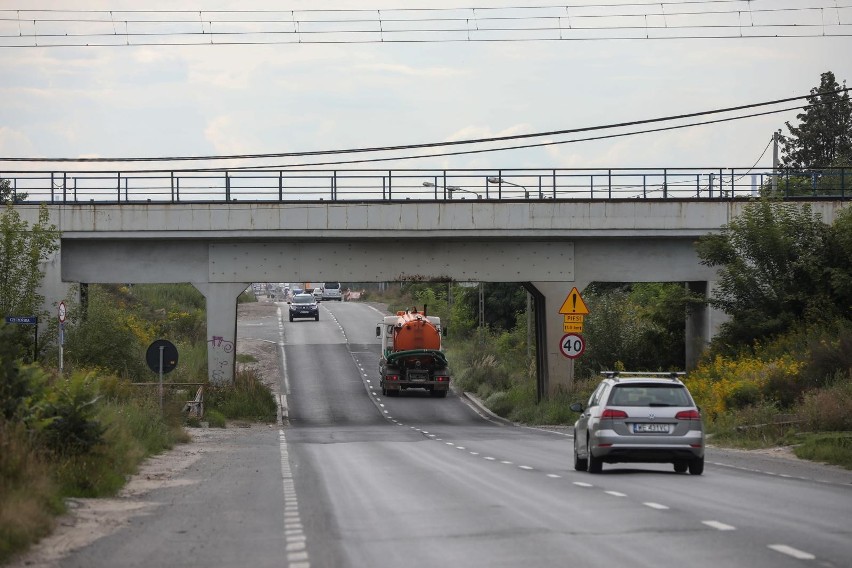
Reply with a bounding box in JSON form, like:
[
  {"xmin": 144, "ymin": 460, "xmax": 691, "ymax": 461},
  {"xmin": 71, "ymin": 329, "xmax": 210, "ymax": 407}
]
[{"xmin": 2, "ymin": 167, "xmax": 848, "ymax": 203}]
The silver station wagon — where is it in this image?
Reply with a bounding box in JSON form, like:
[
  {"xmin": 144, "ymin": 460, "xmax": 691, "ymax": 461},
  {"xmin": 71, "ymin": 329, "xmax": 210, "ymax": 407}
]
[{"xmin": 571, "ymin": 372, "xmax": 705, "ymax": 475}]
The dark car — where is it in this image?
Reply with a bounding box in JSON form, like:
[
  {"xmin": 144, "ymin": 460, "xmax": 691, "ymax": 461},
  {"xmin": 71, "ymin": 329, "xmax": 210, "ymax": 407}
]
[
  {"xmin": 288, "ymin": 293, "xmax": 319, "ymax": 322},
  {"xmin": 571, "ymin": 371, "xmax": 705, "ymax": 475}
]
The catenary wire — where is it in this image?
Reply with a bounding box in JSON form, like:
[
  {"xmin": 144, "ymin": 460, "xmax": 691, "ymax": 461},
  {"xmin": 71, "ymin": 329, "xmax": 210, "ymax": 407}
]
[{"xmin": 1, "ymin": 2, "xmax": 849, "ymax": 46}]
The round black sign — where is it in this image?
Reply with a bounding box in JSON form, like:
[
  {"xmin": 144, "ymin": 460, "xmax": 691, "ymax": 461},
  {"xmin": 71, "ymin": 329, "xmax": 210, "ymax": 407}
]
[{"xmin": 146, "ymin": 339, "xmax": 179, "ymax": 374}]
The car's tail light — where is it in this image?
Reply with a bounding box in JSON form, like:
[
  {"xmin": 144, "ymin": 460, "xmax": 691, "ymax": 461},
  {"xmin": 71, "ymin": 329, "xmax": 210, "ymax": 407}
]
[
  {"xmin": 435, "ymin": 375, "xmax": 449, "ymax": 382},
  {"xmin": 386, "ymin": 375, "xmax": 399, "ymax": 381},
  {"xmin": 675, "ymin": 410, "xmax": 701, "ymax": 420},
  {"xmin": 601, "ymin": 408, "xmax": 628, "ymax": 419}
]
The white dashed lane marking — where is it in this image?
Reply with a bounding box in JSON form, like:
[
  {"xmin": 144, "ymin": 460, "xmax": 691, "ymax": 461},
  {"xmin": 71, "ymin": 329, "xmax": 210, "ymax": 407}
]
[
  {"xmin": 279, "ymin": 429, "xmax": 310, "ymax": 567},
  {"xmin": 702, "ymin": 521, "xmax": 736, "ymax": 531},
  {"xmin": 768, "ymin": 544, "xmax": 816, "ymax": 560},
  {"xmin": 643, "ymin": 502, "xmax": 670, "ymax": 510}
]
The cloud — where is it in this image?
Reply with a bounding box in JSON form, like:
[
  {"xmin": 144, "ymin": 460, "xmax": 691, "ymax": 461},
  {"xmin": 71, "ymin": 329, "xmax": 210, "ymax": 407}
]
[
  {"xmin": 354, "ymin": 62, "xmax": 462, "ymax": 79},
  {"xmin": 0, "ymin": 127, "xmax": 36, "ymax": 158},
  {"xmin": 444, "ymin": 123, "xmax": 532, "ymax": 142}
]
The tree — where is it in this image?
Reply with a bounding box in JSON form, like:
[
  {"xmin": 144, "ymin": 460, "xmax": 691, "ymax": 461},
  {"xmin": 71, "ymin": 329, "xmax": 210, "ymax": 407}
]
[
  {"xmin": 781, "ymin": 71, "xmax": 852, "ymax": 170},
  {"xmin": 824, "ymin": 205, "xmax": 852, "ymax": 313},
  {"xmin": 695, "ymin": 200, "xmax": 835, "ymax": 350},
  {"xmin": 0, "ymin": 204, "xmax": 60, "ymax": 356},
  {"xmin": 0, "ymin": 178, "xmax": 27, "ymax": 204}
]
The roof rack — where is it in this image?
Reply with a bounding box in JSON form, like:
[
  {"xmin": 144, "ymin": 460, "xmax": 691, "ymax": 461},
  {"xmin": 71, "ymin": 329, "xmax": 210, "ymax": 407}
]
[{"xmin": 600, "ymin": 371, "xmax": 685, "ymax": 382}]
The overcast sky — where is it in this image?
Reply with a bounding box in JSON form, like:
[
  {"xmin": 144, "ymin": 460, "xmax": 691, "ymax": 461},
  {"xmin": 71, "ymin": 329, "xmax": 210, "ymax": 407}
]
[{"xmin": 1, "ymin": 0, "xmax": 851, "ymax": 178}]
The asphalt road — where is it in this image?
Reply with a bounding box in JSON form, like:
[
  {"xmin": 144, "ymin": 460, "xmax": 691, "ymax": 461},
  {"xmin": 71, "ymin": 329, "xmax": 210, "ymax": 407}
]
[
  {"xmin": 282, "ymin": 301, "xmax": 852, "ymax": 568},
  {"xmin": 51, "ymin": 299, "xmax": 852, "ymax": 568}
]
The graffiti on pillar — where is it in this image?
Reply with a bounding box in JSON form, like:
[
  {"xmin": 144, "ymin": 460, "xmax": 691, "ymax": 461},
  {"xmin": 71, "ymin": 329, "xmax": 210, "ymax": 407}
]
[
  {"xmin": 208, "ymin": 335, "xmax": 234, "ymax": 353},
  {"xmin": 208, "ymin": 335, "xmax": 235, "ymax": 383}
]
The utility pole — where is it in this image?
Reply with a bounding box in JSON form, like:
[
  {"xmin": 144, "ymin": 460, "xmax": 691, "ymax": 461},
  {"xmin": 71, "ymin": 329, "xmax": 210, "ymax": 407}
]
[
  {"xmin": 772, "ymin": 130, "xmax": 781, "ymax": 195},
  {"xmin": 478, "ymin": 282, "xmax": 485, "ymax": 344}
]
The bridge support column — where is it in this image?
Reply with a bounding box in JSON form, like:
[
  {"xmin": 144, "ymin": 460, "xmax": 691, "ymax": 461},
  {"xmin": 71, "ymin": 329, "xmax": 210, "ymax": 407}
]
[
  {"xmin": 685, "ymin": 281, "xmax": 728, "ymax": 369},
  {"xmin": 528, "ymin": 281, "xmax": 590, "ymax": 399},
  {"xmin": 193, "ymin": 282, "xmax": 250, "ymax": 385}
]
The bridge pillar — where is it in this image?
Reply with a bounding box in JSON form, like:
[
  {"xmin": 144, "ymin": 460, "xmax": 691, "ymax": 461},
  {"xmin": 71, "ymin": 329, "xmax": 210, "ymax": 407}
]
[
  {"xmin": 528, "ymin": 281, "xmax": 591, "ymax": 398},
  {"xmin": 685, "ymin": 281, "xmax": 728, "ymax": 369},
  {"xmin": 193, "ymin": 282, "xmax": 250, "ymax": 385}
]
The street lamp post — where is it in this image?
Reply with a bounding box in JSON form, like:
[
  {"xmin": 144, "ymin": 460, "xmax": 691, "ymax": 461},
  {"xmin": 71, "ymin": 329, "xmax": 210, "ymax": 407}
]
[
  {"xmin": 487, "ymin": 177, "xmax": 534, "ymax": 199},
  {"xmin": 422, "ymin": 181, "xmax": 481, "ymax": 199}
]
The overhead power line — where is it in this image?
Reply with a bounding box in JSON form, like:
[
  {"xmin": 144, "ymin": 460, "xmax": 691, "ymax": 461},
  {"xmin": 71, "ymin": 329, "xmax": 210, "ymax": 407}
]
[
  {"xmin": 1, "ymin": 88, "xmax": 844, "ymax": 168},
  {"xmin": 1, "ymin": 1, "xmax": 850, "ymax": 47},
  {"xmin": 220, "ymin": 104, "xmax": 809, "ymax": 171}
]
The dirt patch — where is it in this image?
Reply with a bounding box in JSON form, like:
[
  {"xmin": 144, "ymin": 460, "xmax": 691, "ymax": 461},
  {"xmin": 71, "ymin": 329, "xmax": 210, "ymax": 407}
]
[{"xmin": 236, "ymin": 299, "xmax": 283, "ymax": 395}]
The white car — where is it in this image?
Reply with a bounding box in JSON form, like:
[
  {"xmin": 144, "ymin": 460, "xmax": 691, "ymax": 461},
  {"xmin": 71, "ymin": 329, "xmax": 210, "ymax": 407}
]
[
  {"xmin": 571, "ymin": 371, "xmax": 705, "ymax": 475},
  {"xmin": 321, "ymin": 281, "xmax": 343, "ymax": 301}
]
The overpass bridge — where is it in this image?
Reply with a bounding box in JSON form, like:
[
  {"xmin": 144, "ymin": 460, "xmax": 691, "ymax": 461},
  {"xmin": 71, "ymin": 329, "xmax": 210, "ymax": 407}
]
[{"xmin": 7, "ymin": 166, "xmax": 850, "ymax": 396}]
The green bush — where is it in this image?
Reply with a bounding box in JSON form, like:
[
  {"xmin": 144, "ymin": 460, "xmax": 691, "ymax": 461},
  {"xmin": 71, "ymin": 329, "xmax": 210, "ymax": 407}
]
[
  {"xmin": 38, "ymin": 371, "xmax": 105, "ymax": 458},
  {"xmin": 62, "ymin": 294, "xmax": 148, "ymax": 379},
  {"xmin": 725, "ymin": 381, "xmax": 763, "ymax": 410},
  {"xmin": 205, "ymin": 367, "xmax": 277, "ymax": 422}
]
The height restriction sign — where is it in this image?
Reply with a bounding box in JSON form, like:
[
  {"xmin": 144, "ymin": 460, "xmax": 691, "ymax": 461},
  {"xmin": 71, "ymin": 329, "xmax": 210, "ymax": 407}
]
[{"xmin": 559, "ymin": 333, "xmax": 586, "ymax": 359}]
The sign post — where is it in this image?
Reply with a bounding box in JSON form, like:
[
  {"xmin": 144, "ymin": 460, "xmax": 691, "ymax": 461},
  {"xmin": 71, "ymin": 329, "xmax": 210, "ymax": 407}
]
[
  {"xmin": 146, "ymin": 339, "xmax": 179, "ymax": 414},
  {"xmin": 58, "ymin": 301, "xmax": 66, "ymax": 373}
]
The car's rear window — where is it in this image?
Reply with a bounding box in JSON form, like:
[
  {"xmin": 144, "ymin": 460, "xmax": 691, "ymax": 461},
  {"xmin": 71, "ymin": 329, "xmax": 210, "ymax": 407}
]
[
  {"xmin": 324, "ymin": 282, "xmax": 340, "ymax": 290},
  {"xmin": 608, "ymin": 384, "xmax": 692, "ymax": 407}
]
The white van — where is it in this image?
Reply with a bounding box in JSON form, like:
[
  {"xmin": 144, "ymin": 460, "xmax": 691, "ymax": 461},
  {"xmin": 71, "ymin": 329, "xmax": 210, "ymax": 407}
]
[{"xmin": 321, "ymin": 282, "xmax": 343, "ymax": 301}]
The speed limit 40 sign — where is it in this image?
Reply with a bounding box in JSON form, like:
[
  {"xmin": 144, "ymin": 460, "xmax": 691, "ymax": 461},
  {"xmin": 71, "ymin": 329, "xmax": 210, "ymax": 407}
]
[{"xmin": 559, "ymin": 333, "xmax": 585, "ymax": 359}]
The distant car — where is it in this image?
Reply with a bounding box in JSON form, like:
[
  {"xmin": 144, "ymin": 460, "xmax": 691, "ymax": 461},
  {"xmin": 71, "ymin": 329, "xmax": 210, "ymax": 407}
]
[
  {"xmin": 288, "ymin": 293, "xmax": 319, "ymax": 321},
  {"xmin": 312, "ymin": 287, "xmax": 323, "ymax": 301},
  {"xmin": 321, "ymin": 281, "xmax": 343, "ymax": 301},
  {"xmin": 570, "ymin": 372, "xmax": 705, "ymax": 475}
]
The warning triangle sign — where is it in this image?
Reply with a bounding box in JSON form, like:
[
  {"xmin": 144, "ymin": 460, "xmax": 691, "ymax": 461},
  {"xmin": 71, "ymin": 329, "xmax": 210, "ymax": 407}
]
[{"xmin": 559, "ymin": 287, "xmax": 590, "ymax": 315}]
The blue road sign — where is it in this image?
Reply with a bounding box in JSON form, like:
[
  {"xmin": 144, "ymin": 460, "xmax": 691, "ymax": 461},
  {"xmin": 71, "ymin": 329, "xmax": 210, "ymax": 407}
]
[{"xmin": 5, "ymin": 315, "xmax": 37, "ymax": 325}]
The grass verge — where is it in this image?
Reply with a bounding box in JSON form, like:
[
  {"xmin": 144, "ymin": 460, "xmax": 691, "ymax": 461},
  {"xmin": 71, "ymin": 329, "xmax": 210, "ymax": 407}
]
[{"xmin": 793, "ymin": 433, "xmax": 852, "ymax": 469}]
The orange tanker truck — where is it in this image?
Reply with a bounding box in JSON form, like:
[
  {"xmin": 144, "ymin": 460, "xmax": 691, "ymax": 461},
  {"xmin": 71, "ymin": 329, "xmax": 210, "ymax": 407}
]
[{"xmin": 376, "ymin": 307, "xmax": 450, "ymax": 398}]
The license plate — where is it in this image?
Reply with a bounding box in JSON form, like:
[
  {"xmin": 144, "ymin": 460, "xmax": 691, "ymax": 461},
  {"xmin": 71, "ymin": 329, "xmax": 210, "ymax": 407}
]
[{"xmin": 633, "ymin": 423, "xmax": 670, "ymax": 433}]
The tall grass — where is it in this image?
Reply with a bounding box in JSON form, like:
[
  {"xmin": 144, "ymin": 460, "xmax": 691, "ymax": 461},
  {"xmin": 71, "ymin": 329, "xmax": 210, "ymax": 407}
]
[
  {"xmin": 205, "ymin": 367, "xmax": 277, "ymax": 423},
  {"xmin": 0, "ymin": 422, "xmax": 62, "ymax": 564}
]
